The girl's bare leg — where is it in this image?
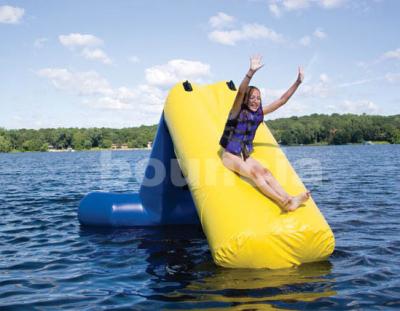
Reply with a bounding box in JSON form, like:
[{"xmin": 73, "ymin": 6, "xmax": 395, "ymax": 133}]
[
  {"xmin": 263, "ymin": 170, "xmax": 290, "ymax": 199},
  {"xmin": 247, "ymin": 157, "xmax": 310, "ymax": 211},
  {"xmin": 251, "ymin": 175, "xmax": 292, "ymax": 208},
  {"xmin": 222, "ymin": 152, "xmax": 291, "ymax": 209},
  {"xmin": 246, "ymin": 158, "xmax": 291, "ymax": 200}
]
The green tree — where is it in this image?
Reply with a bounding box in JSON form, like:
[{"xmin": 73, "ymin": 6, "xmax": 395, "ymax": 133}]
[
  {"xmin": 87, "ymin": 128, "xmax": 103, "ymax": 147},
  {"xmin": 72, "ymin": 131, "xmax": 90, "ymax": 150},
  {"xmin": 40, "ymin": 143, "xmax": 49, "ymax": 152},
  {"xmin": 22, "ymin": 139, "xmax": 46, "ymax": 151},
  {"xmin": 0, "ymin": 135, "xmax": 12, "ymax": 152},
  {"xmin": 101, "ymin": 139, "xmax": 112, "ymax": 148},
  {"xmin": 387, "ymin": 128, "xmax": 400, "ymax": 144},
  {"xmin": 127, "ymin": 140, "xmax": 138, "ymax": 148},
  {"xmin": 54, "ymin": 129, "xmax": 73, "ymax": 149}
]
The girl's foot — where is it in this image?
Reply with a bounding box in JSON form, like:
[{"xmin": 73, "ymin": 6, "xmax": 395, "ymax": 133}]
[
  {"xmin": 285, "ymin": 190, "xmax": 310, "ymax": 212},
  {"xmin": 280, "ymin": 196, "xmax": 292, "ymax": 210}
]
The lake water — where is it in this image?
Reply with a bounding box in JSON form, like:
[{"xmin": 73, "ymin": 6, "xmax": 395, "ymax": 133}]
[{"xmin": 0, "ymin": 145, "xmax": 399, "ymax": 310}]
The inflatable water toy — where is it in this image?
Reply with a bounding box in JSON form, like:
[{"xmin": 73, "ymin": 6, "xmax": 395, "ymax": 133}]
[
  {"xmin": 79, "ymin": 80, "xmax": 335, "ymax": 269},
  {"xmin": 78, "ymin": 115, "xmax": 199, "ymax": 226}
]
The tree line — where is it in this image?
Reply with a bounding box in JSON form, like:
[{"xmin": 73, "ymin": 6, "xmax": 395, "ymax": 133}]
[
  {"xmin": 267, "ymin": 113, "xmax": 400, "ymax": 145},
  {"xmin": 0, "ymin": 113, "xmax": 399, "ymax": 152},
  {"xmin": 0, "ymin": 125, "xmax": 157, "ymax": 152}
]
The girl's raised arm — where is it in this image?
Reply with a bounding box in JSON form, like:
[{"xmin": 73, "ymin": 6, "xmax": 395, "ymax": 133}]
[
  {"xmin": 263, "ymin": 66, "xmax": 304, "ymax": 115},
  {"xmin": 229, "ymin": 55, "xmax": 264, "ymax": 119}
]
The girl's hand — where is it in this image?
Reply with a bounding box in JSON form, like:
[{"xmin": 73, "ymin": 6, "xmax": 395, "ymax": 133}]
[
  {"xmin": 250, "ymin": 54, "xmax": 264, "ymax": 72},
  {"xmin": 296, "ymin": 66, "xmax": 304, "ymax": 84}
]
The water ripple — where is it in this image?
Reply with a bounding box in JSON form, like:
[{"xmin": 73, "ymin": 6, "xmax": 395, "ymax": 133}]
[{"xmin": 0, "ymin": 146, "xmax": 399, "ymax": 309}]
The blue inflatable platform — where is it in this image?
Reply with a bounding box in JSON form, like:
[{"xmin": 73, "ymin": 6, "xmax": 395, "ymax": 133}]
[{"xmin": 78, "ymin": 114, "xmax": 199, "ymax": 227}]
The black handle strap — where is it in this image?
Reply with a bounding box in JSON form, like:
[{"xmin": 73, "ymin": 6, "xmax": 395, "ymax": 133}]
[
  {"xmin": 183, "ymin": 80, "xmax": 193, "ymax": 92},
  {"xmin": 226, "ymin": 80, "xmax": 236, "ymax": 91}
]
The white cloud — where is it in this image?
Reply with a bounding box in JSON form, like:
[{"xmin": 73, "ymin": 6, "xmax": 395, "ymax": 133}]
[
  {"xmin": 82, "ymin": 84, "xmax": 166, "ymax": 116},
  {"xmin": 382, "ymin": 48, "xmax": 400, "ymax": 60},
  {"xmin": 338, "ymin": 99, "xmax": 379, "ymax": 114},
  {"xmin": 319, "ymin": 0, "xmax": 347, "ymax": 9},
  {"xmin": 300, "ymin": 83, "xmax": 330, "ymax": 98},
  {"xmin": 323, "ymin": 73, "xmax": 391, "ymax": 93},
  {"xmin": 356, "ymin": 48, "xmax": 400, "ymax": 71},
  {"xmin": 298, "ymin": 28, "xmax": 326, "ymax": 47},
  {"xmin": 0, "ymin": 5, "xmax": 24, "ymax": 24},
  {"xmin": 269, "ymin": 3, "xmax": 282, "ymax": 17},
  {"xmin": 85, "ymin": 85, "xmax": 163, "ymax": 110},
  {"xmin": 336, "ymin": 76, "xmax": 385, "ymax": 88},
  {"xmin": 209, "ymin": 23, "xmax": 284, "ymax": 46},
  {"xmin": 269, "ymin": 0, "xmax": 347, "ymax": 17},
  {"xmin": 145, "ymin": 59, "xmax": 211, "ymax": 87},
  {"xmin": 264, "ymin": 87, "xmax": 285, "ymax": 100},
  {"xmin": 266, "ymin": 73, "xmax": 384, "ymax": 116},
  {"xmin": 59, "ymin": 33, "xmax": 112, "ymax": 64},
  {"xmin": 267, "ymin": 96, "xmax": 378, "ymax": 119},
  {"xmin": 283, "ymin": 0, "xmax": 310, "ymax": 11},
  {"xmin": 128, "ymin": 55, "xmax": 140, "ymax": 63},
  {"xmin": 262, "ymin": 85, "xmax": 315, "ymax": 118},
  {"xmin": 135, "ymin": 84, "xmax": 166, "ymax": 109},
  {"xmin": 209, "ymin": 12, "xmax": 235, "ymax": 29},
  {"xmin": 37, "ymin": 67, "xmax": 168, "ymax": 125},
  {"xmin": 319, "ymin": 73, "xmax": 330, "ymax": 83},
  {"xmin": 264, "ymin": 73, "xmax": 330, "ymax": 103},
  {"xmin": 37, "ymin": 68, "xmax": 112, "ymax": 96},
  {"xmin": 385, "ymin": 72, "xmax": 400, "ymax": 83},
  {"xmin": 265, "ymin": 99, "xmax": 310, "ymax": 119},
  {"xmin": 262, "ymin": 87, "xmax": 311, "ymax": 119},
  {"xmin": 59, "ymin": 33, "xmax": 103, "ymax": 49},
  {"xmin": 36, "ymin": 60, "xmax": 212, "ymax": 126},
  {"xmin": 299, "ymin": 36, "xmax": 311, "ymax": 46},
  {"xmin": 34, "ymin": 37, "xmax": 48, "ymax": 49},
  {"xmin": 81, "ymin": 48, "xmax": 112, "ymax": 64},
  {"xmin": 313, "ymin": 28, "xmax": 327, "ymax": 39},
  {"xmin": 299, "ymin": 73, "xmax": 331, "ymax": 97},
  {"xmin": 209, "ymin": 30, "xmax": 241, "ymax": 46}
]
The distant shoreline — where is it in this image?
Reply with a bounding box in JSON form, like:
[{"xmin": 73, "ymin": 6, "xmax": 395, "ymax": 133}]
[
  {"xmin": 2, "ymin": 114, "xmax": 399, "ymax": 152},
  {"xmin": 47, "ymin": 147, "xmax": 152, "ymax": 153},
  {"xmin": 5, "ymin": 147, "xmax": 152, "ymax": 153},
  {"xmin": 282, "ymin": 141, "xmax": 391, "ymax": 147},
  {"xmin": 3, "ymin": 141, "xmax": 394, "ymax": 154}
]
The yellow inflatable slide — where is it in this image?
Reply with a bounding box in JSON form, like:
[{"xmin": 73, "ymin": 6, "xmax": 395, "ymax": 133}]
[{"xmin": 163, "ymin": 81, "xmax": 335, "ymax": 269}]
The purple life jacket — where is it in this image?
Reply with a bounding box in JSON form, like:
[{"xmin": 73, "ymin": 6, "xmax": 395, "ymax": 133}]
[{"xmin": 219, "ymin": 103, "xmax": 264, "ymax": 161}]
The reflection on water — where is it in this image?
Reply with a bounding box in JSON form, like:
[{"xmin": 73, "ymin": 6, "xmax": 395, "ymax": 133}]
[{"xmin": 79, "ymin": 225, "xmax": 335, "ymax": 310}]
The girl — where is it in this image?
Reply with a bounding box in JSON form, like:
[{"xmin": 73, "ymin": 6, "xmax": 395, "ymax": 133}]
[{"xmin": 219, "ymin": 55, "xmax": 310, "ymax": 212}]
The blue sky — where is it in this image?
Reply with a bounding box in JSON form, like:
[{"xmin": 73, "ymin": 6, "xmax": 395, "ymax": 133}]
[{"xmin": 0, "ymin": 0, "xmax": 399, "ymax": 129}]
